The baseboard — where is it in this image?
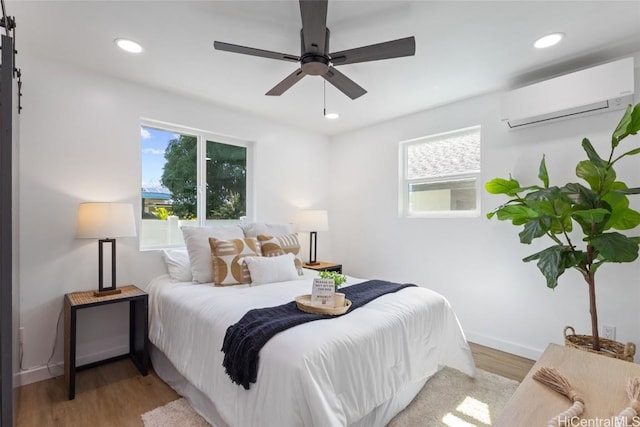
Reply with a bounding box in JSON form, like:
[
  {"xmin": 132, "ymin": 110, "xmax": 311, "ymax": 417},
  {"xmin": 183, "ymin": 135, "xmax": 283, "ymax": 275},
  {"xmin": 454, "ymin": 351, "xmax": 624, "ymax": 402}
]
[
  {"xmin": 465, "ymin": 330, "xmax": 543, "ymax": 361},
  {"xmin": 17, "ymin": 344, "xmax": 129, "ymax": 386}
]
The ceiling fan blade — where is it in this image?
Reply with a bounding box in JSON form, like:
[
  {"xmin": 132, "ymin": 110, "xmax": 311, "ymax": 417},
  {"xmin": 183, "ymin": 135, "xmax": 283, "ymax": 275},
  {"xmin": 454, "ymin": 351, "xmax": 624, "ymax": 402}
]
[
  {"xmin": 214, "ymin": 41, "xmax": 299, "ymax": 63},
  {"xmin": 330, "ymin": 36, "xmax": 416, "ymax": 66},
  {"xmin": 322, "ymin": 67, "xmax": 367, "ymax": 100},
  {"xmin": 299, "ymin": 0, "xmax": 328, "ymax": 54},
  {"xmin": 266, "ymin": 68, "xmax": 306, "ymax": 96}
]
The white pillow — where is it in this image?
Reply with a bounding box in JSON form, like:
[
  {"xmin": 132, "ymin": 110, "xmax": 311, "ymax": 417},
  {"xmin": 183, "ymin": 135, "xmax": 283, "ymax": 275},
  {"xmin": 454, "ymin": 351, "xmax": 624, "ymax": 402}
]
[
  {"xmin": 162, "ymin": 249, "xmax": 192, "ymax": 282},
  {"xmin": 182, "ymin": 225, "xmax": 245, "ymax": 283},
  {"xmin": 242, "ymin": 222, "xmax": 294, "ymax": 238},
  {"xmin": 243, "ymin": 253, "xmax": 299, "ymax": 285}
]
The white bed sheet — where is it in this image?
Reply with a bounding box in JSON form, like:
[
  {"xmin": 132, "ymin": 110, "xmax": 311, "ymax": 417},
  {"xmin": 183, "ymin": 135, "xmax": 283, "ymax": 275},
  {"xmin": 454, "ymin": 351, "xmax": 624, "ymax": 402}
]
[{"xmin": 146, "ymin": 272, "xmax": 476, "ymax": 427}]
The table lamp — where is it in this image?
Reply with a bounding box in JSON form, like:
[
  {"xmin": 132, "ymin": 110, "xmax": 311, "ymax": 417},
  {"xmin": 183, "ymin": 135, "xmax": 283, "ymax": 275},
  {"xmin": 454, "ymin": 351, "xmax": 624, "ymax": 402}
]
[
  {"xmin": 76, "ymin": 202, "xmax": 136, "ymax": 297},
  {"xmin": 295, "ymin": 209, "xmax": 328, "ymax": 266}
]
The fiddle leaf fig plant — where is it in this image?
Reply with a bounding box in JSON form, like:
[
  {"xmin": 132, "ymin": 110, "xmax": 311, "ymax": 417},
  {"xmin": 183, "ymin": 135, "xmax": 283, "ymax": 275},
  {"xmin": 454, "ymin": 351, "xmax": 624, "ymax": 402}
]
[{"xmin": 486, "ymin": 103, "xmax": 640, "ymax": 351}]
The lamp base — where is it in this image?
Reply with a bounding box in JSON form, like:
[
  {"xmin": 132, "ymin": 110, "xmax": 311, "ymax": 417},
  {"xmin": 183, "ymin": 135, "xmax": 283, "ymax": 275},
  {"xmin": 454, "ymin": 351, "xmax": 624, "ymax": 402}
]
[
  {"xmin": 305, "ymin": 262, "xmax": 320, "ymax": 266},
  {"xmin": 93, "ymin": 288, "xmax": 122, "ymax": 297}
]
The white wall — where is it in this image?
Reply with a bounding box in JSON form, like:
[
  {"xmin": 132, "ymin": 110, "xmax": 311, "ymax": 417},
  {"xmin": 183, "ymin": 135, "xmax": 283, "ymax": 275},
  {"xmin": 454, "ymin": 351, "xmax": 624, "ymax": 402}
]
[
  {"xmin": 329, "ymin": 66, "xmax": 640, "ymax": 361},
  {"xmin": 18, "ymin": 55, "xmax": 331, "ymax": 384},
  {"xmin": 18, "ymin": 48, "xmax": 640, "ymax": 386}
]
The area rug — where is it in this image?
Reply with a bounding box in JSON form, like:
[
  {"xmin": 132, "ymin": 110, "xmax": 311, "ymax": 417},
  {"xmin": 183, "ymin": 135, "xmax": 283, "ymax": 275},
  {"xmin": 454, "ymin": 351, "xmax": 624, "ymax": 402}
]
[
  {"xmin": 141, "ymin": 398, "xmax": 209, "ymax": 427},
  {"xmin": 141, "ymin": 368, "xmax": 519, "ymax": 427},
  {"xmin": 387, "ymin": 367, "xmax": 519, "ymax": 426}
]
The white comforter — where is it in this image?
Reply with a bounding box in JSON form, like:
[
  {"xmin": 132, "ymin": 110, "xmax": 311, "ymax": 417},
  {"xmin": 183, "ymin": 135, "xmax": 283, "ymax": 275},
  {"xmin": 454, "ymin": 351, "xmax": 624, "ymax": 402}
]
[{"xmin": 146, "ymin": 272, "xmax": 475, "ymax": 427}]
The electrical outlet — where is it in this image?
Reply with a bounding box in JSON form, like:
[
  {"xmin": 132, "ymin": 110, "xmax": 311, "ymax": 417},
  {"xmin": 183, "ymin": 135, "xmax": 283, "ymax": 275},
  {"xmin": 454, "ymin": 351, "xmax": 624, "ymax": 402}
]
[
  {"xmin": 602, "ymin": 325, "xmax": 616, "ymax": 340},
  {"xmin": 18, "ymin": 327, "xmax": 24, "ymax": 344}
]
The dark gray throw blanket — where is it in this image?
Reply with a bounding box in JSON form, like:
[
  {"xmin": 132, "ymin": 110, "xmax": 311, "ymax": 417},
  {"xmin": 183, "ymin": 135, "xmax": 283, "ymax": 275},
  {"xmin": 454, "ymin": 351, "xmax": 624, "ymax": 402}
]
[{"xmin": 221, "ymin": 280, "xmax": 416, "ymax": 389}]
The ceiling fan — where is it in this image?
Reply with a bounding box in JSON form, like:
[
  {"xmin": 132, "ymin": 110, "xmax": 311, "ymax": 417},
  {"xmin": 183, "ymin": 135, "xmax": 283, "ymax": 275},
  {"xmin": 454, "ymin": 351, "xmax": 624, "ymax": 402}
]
[{"xmin": 213, "ymin": 0, "xmax": 416, "ymax": 100}]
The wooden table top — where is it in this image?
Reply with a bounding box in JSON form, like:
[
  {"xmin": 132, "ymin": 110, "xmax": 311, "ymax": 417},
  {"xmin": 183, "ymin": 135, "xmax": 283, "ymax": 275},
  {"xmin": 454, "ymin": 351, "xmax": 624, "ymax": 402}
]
[
  {"xmin": 496, "ymin": 343, "xmax": 640, "ymax": 426},
  {"xmin": 65, "ymin": 285, "xmax": 146, "ymax": 307}
]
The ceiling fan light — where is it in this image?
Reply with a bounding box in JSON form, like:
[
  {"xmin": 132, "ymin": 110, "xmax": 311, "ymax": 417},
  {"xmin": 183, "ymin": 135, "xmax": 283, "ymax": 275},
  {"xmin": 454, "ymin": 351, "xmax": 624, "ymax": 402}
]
[
  {"xmin": 115, "ymin": 38, "xmax": 143, "ymax": 53},
  {"xmin": 213, "ymin": 1, "xmax": 414, "ymax": 100},
  {"xmin": 534, "ymin": 33, "xmax": 564, "ymax": 49}
]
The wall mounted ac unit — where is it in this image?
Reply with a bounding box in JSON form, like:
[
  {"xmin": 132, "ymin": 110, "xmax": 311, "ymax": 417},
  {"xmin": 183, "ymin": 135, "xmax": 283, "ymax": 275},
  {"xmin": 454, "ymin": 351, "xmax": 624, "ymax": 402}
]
[{"xmin": 500, "ymin": 57, "xmax": 635, "ymax": 129}]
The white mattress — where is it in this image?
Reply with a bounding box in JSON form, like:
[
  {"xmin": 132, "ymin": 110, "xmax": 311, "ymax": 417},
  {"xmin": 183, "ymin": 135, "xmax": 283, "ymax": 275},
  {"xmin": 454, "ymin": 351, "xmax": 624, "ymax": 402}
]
[{"xmin": 146, "ymin": 272, "xmax": 476, "ymax": 427}]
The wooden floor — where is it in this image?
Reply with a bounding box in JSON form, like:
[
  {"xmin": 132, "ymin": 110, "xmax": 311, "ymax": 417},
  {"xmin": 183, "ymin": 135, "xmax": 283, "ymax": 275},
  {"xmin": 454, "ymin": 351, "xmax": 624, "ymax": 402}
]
[
  {"xmin": 469, "ymin": 342, "xmax": 534, "ymax": 382},
  {"xmin": 16, "ymin": 361, "xmax": 178, "ymax": 427},
  {"xmin": 16, "ymin": 343, "xmax": 534, "ymax": 426}
]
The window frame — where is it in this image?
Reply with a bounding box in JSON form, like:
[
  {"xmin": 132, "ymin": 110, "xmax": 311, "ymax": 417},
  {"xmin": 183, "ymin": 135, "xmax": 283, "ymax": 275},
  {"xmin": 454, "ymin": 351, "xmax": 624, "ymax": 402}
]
[
  {"xmin": 398, "ymin": 125, "xmax": 481, "ymax": 218},
  {"xmin": 140, "ymin": 118, "xmax": 255, "ymax": 250}
]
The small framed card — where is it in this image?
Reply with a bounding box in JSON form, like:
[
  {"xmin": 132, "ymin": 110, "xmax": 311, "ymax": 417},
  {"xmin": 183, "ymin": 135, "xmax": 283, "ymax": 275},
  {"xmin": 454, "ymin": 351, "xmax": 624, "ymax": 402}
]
[{"xmin": 310, "ymin": 278, "xmax": 335, "ymax": 307}]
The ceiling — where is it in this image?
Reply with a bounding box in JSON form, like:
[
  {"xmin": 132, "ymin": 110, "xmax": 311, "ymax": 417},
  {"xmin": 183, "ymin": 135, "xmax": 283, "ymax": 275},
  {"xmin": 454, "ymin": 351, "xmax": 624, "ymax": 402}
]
[{"xmin": 7, "ymin": 1, "xmax": 640, "ymax": 136}]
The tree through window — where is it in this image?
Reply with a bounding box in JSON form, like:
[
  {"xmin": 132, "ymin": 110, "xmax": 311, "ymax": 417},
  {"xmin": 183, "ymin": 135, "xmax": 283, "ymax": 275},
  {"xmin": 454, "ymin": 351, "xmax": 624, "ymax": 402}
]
[{"xmin": 140, "ymin": 124, "xmax": 252, "ymax": 249}]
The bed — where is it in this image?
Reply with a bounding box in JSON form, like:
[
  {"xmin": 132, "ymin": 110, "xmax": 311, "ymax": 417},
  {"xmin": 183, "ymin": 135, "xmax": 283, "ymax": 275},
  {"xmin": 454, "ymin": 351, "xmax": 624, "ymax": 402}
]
[{"xmin": 146, "ymin": 268, "xmax": 476, "ymax": 427}]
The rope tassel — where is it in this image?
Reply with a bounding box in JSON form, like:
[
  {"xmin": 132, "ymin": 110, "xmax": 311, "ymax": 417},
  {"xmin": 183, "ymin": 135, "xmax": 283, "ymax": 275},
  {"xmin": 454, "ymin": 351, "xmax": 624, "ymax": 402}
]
[
  {"xmin": 533, "ymin": 367, "xmax": 585, "ymax": 427},
  {"xmin": 616, "ymin": 377, "xmax": 640, "ymax": 426}
]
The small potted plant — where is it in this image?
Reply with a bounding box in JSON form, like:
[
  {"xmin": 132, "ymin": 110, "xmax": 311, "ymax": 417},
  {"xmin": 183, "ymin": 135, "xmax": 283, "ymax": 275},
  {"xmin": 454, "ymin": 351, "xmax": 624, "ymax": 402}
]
[
  {"xmin": 319, "ymin": 270, "xmax": 347, "ymax": 307},
  {"xmin": 485, "ymin": 103, "xmax": 640, "ymax": 360}
]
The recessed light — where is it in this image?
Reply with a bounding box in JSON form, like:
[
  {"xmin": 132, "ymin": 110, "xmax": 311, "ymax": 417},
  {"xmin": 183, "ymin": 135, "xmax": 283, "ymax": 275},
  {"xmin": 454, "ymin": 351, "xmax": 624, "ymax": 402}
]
[
  {"xmin": 534, "ymin": 33, "xmax": 564, "ymax": 49},
  {"xmin": 115, "ymin": 38, "xmax": 143, "ymax": 54},
  {"xmin": 324, "ymin": 112, "xmax": 339, "ymax": 120}
]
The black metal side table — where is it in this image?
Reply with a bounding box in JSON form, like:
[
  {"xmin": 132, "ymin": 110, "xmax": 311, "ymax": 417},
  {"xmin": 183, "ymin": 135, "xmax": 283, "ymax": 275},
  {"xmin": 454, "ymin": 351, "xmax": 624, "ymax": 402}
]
[{"xmin": 64, "ymin": 284, "xmax": 148, "ymax": 400}]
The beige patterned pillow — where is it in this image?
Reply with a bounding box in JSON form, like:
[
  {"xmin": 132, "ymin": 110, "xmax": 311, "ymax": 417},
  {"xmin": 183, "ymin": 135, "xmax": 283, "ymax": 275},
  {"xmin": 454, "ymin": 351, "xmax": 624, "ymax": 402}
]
[
  {"xmin": 257, "ymin": 234, "xmax": 303, "ymax": 275},
  {"xmin": 208, "ymin": 237, "xmax": 261, "ymax": 286}
]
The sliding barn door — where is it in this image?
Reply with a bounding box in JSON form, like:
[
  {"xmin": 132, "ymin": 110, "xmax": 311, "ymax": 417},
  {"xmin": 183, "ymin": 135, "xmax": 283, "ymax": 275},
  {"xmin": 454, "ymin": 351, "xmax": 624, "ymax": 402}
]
[{"xmin": 0, "ymin": 23, "xmax": 20, "ymax": 426}]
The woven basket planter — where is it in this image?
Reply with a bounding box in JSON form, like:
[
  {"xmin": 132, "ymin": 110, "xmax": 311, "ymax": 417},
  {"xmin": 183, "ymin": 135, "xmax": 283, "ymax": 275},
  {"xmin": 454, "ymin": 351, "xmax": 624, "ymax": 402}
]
[{"xmin": 564, "ymin": 326, "xmax": 636, "ymax": 362}]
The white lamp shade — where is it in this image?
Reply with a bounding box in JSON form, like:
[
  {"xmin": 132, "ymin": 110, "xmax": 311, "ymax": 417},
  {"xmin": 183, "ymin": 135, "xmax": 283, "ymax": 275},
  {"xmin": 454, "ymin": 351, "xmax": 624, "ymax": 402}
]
[
  {"xmin": 76, "ymin": 202, "xmax": 137, "ymax": 239},
  {"xmin": 295, "ymin": 209, "xmax": 329, "ymax": 232}
]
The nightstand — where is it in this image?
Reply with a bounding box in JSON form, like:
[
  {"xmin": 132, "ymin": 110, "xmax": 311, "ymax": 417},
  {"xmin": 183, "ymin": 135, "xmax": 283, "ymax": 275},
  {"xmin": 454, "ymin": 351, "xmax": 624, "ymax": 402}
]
[
  {"xmin": 303, "ymin": 261, "xmax": 342, "ymax": 274},
  {"xmin": 64, "ymin": 285, "xmax": 149, "ymax": 400}
]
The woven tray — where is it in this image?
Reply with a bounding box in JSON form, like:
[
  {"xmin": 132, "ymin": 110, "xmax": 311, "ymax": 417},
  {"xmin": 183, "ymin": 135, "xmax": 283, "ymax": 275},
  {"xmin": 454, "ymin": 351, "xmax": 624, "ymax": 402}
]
[
  {"xmin": 564, "ymin": 326, "xmax": 636, "ymax": 362},
  {"xmin": 295, "ymin": 294, "xmax": 352, "ymax": 315}
]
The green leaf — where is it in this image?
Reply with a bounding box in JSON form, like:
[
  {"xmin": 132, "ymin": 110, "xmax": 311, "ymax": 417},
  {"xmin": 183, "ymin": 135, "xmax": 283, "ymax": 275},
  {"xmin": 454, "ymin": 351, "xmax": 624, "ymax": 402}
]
[
  {"xmin": 566, "ymin": 250, "xmax": 587, "ymax": 269},
  {"xmin": 550, "ymin": 214, "xmax": 573, "ymax": 235},
  {"xmin": 523, "ymin": 245, "xmax": 570, "ymax": 289},
  {"xmin": 581, "ymin": 138, "xmax": 605, "ymax": 167},
  {"xmin": 485, "ymin": 178, "xmax": 521, "ymax": 195},
  {"xmin": 525, "ymin": 187, "xmax": 570, "ymax": 204},
  {"xmin": 612, "ymin": 104, "xmax": 633, "ymax": 147},
  {"xmin": 616, "ymin": 187, "xmax": 640, "ymax": 195},
  {"xmin": 571, "ymin": 207, "xmax": 610, "ymax": 235},
  {"xmin": 513, "ymin": 185, "xmax": 544, "ymax": 193},
  {"xmin": 486, "ymin": 199, "xmax": 522, "ymax": 220},
  {"xmin": 589, "ymin": 232, "xmax": 639, "ymax": 263},
  {"xmin": 524, "ymin": 199, "xmax": 555, "ymax": 216},
  {"xmin": 603, "ymin": 181, "xmax": 629, "ymax": 204},
  {"xmin": 571, "ymin": 208, "xmax": 610, "ymax": 224},
  {"xmin": 562, "ymin": 183, "xmax": 597, "ymax": 208},
  {"xmin": 612, "ymin": 104, "xmax": 640, "ymax": 146},
  {"xmin": 576, "ymin": 160, "xmax": 616, "ymax": 193},
  {"xmin": 602, "ymin": 183, "xmax": 640, "ymax": 230},
  {"xmin": 589, "ymin": 260, "xmax": 604, "ymax": 275},
  {"xmin": 620, "ymin": 147, "xmax": 640, "ymax": 157},
  {"xmin": 519, "ymin": 216, "xmax": 552, "ymax": 244},
  {"xmin": 524, "ymin": 187, "xmax": 574, "ymax": 234},
  {"xmin": 609, "ymin": 208, "xmax": 640, "ymax": 230},
  {"xmin": 495, "ymin": 204, "xmax": 539, "ymax": 225},
  {"xmin": 538, "ymin": 155, "xmax": 549, "ymax": 188},
  {"xmin": 631, "ymin": 103, "xmax": 640, "ymax": 134}
]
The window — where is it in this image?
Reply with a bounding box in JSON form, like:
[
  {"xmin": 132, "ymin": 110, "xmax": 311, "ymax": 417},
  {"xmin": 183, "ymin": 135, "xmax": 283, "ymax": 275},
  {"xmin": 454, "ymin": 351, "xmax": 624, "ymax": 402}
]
[
  {"xmin": 140, "ymin": 122, "xmax": 253, "ymax": 249},
  {"xmin": 399, "ymin": 126, "xmax": 481, "ymax": 217}
]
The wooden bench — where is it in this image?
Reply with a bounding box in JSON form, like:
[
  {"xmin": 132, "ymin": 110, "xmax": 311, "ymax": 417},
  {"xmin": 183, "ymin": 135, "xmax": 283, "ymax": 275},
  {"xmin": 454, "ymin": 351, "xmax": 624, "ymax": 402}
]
[{"xmin": 496, "ymin": 343, "xmax": 640, "ymax": 426}]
